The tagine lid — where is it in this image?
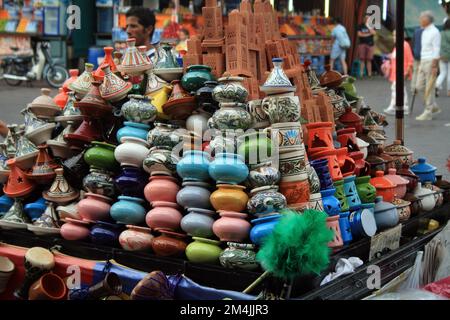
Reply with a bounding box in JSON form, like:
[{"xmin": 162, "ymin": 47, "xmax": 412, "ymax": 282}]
[
  {"xmin": 260, "ymin": 58, "xmax": 296, "ymax": 94},
  {"xmin": 320, "ymin": 64, "xmax": 347, "ymax": 88},
  {"xmin": 410, "ymin": 158, "xmax": 437, "ymax": 174},
  {"xmin": 370, "ymin": 171, "xmax": 396, "ymax": 189},
  {"xmin": 69, "ymin": 63, "xmax": 95, "ymax": 94},
  {"xmin": 117, "ymin": 38, "xmax": 152, "ymax": 74},
  {"xmin": 339, "ymin": 107, "xmax": 363, "ymax": 124},
  {"xmin": 43, "ymin": 168, "xmax": 80, "ymax": 203},
  {"xmin": 29, "ymin": 88, "xmax": 59, "ymax": 110},
  {"xmin": 386, "ymin": 169, "xmax": 409, "ymax": 186}
]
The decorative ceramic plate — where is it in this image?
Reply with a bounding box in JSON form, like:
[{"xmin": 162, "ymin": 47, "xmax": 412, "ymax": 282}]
[
  {"xmin": 27, "ymin": 224, "xmax": 61, "ymax": 236},
  {"xmin": 153, "ymin": 68, "xmax": 184, "ymax": 83}
]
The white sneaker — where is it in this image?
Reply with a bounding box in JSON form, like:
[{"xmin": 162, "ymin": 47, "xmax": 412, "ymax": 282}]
[
  {"xmin": 383, "ymin": 107, "xmax": 396, "ymax": 115},
  {"xmin": 416, "ymin": 110, "xmax": 433, "ymax": 121},
  {"xmin": 432, "ymin": 106, "xmax": 442, "ymax": 115}
]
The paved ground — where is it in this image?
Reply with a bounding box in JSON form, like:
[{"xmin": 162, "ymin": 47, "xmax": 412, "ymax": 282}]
[{"xmin": 0, "ymin": 77, "xmax": 449, "ymax": 179}]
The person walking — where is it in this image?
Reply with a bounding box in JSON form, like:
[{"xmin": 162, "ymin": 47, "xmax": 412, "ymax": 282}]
[
  {"xmin": 436, "ymin": 19, "xmax": 450, "ymax": 97},
  {"xmin": 383, "ymin": 30, "xmax": 414, "ymax": 116},
  {"xmin": 415, "ymin": 11, "xmax": 441, "ymax": 121},
  {"xmin": 330, "ymin": 17, "xmax": 351, "ymax": 75},
  {"xmin": 411, "ymin": 26, "xmax": 424, "ymax": 97},
  {"xmin": 357, "ymin": 14, "xmax": 376, "ymax": 78}
]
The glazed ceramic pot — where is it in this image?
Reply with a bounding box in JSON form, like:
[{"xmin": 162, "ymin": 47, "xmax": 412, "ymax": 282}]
[
  {"xmin": 210, "ymin": 184, "xmax": 249, "ymax": 213},
  {"xmin": 60, "ymin": 218, "xmax": 91, "ymax": 241},
  {"xmin": 383, "ymin": 140, "xmax": 414, "ymax": 169},
  {"xmin": 262, "ymin": 95, "xmax": 301, "ymax": 124},
  {"xmin": 343, "ymin": 175, "xmax": 362, "ymax": 211},
  {"xmin": 247, "ymin": 186, "xmax": 287, "ymax": 217},
  {"xmin": 336, "ymin": 148, "xmax": 356, "ymax": 177},
  {"xmin": 366, "ymin": 154, "xmax": 386, "ymax": 177},
  {"xmin": 0, "ymin": 196, "xmax": 15, "ymax": 217},
  {"xmin": 177, "ymin": 181, "xmax": 212, "ymax": 210},
  {"xmin": 146, "ymin": 201, "xmax": 182, "ymax": 231},
  {"xmin": 349, "ymin": 205, "xmax": 377, "ymax": 238},
  {"xmin": 350, "ymin": 151, "xmax": 370, "ymax": 177},
  {"xmin": 181, "ymin": 65, "xmax": 215, "ymax": 93},
  {"xmin": 208, "ymin": 153, "xmax": 249, "ymax": 185},
  {"xmin": 186, "ymin": 109, "xmax": 211, "ymax": 135},
  {"xmin": 378, "ymin": 150, "xmax": 396, "ymax": 173},
  {"xmin": 355, "ymin": 176, "xmax": 377, "ymax": 204},
  {"xmin": 119, "ymin": 225, "xmax": 154, "ymax": 252},
  {"xmin": 83, "ymin": 167, "xmax": 116, "ymax": 198},
  {"xmin": 117, "ymin": 122, "xmax": 150, "ymax": 142},
  {"xmin": 250, "ymin": 214, "xmax": 281, "ymax": 246},
  {"xmin": 56, "ymin": 202, "xmax": 80, "ymax": 220},
  {"xmin": 306, "ymin": 122, "xmax": 334, "ymax": 153},
  {"xmin": 75, "ymin": 81, "xmax": 112, "ymax": 118},
  {"xmin": 423, "ymin": 182, "xmax": 444, "ymax": 208},
  {"xmin": 385, "ymin": 168, "xmax": 409, "ymax": 200},
  {"xmin": 310, "ymin": 159, "xmax": 334, "ymax": 191},
  {"xmin": 392, "ymin": 198, "xmax": 411, "ymax": 222},
  {"xmin": 143, "ymin": 147, "xmax": 179, "ymax": 176},
  {"xmin": 213, "ymin": 211, "xmax": 251, "ymax": 243},
  {"xmin": 100, "ymin": 64, "xmax": 132, "ymax": 102},
  {"xmin": 338, "ymin": 211, "xmax": 353, "ymax": 245},
  {"xmin": 28, "ymin": 272, "xmax": 67, "ymax": 301},
  {"xmin": 147, "ymin": 123, "xmax": 181, "ymax": 149},
  {"xmin": 78, "ymin": 193, "xmax": 112, "ymax": 221},
  {"xmin": 94, "ymin": 47, "xmax": 118, "ymax": 80},
  {"xmin": 115, "ymin": 137, "xmax": 149, "ymax": 168},
  {"xmin": 267, "ymin": 122, "xmax": 303, "ymax": 153},
  {"xmin": 121, "ymin": 95, "xmax": 157, "ymax": 124},
  {"xmin": 245, "ymin": 162, "xmax": 280, "ymax": 190},
  {"xmin": 309, "ymin": 192, "xmax": 324, "ymax": 211},
  {"xmin": 219, "ymin": 243, "xmax": 259, "ymax": 271},
  {"xmin": 176, "ymin": 150, "xmax": 211, "ymax": 182},
  {"xmin": 25, "ymin": 145, "xmax": 57, "ymax": 185},
  {"xmin": 309, "ymin": 149, "xmax": 343, "ymax": 182},
  {"xmin": 374, "ymin": 196, "xmax": 399, "ymax": 230},
  {"xmin": 28, "ymin": 88, "xmax": 62, "ymax": 119},
  {"xmin": 279, "ymin": 174, "xmax": 310, "ymax": 205},
  {"xmin": 411, "ymin": 158, "xmax": 437, "ymax": 184},
  {"xmin": 237, "ymin": 131, "xmax": 273, "ymax": 165},
  {"xmin": 84, "ymin": 142, "xmax": 118, "ymax": 172},
  {"xmin": 115, "ymin": 166, "xmax": 148, "ymax": 198},
  {"xmin": 186, "ymin": 237, "xmax": 223, "ymax": 265},
  {"xmin": 118, "ymin": 38, "xmax": 152, "ymax": 76},
  {"xmin": 279, "ymin": 148, "xmax": 308, "ymax": 179},
  {"xmin": 321, "ymin": 188, "xmax": 341, "ymax": 216},
  {"xmin": 196, "ymin": 81, "xmax": 219, "ymax": 110},
  {"xmin": 3, "ymin": 159, "xmax": 36, "ymax": 198},
  {"xmin": 339, "ymin": 106, "xmax": 363, "ymax": 134},
  {"xmin": 90, "ymin": 221, "xmax": 123, "ymax": 247},
  {"xmin": 151, "ymin": 229, "xmax": 188, "ymax": 257},
  {"xmin": 247, "ymin": 99, "xmax": 270, "ymax": 129},
  {"xmin": 212, "ymin": 76, "xmax": 248, "ymax": 103},
  {"xmin": 320, "ymin": 64, "xmax": 345, "ymax": 88},
  {"xmin": 69, "ymin": 64, "xmax": 94, "ymax": 97},
  {"xmin": 397, "ymin": 164, "xmax": 420, "ymax": 193},
  {"xmin": 162, "ymin": 80, "xmax": 197, "ymax": 120},
  {"xmin": 63, "ymin": 69, "xmax": 79, "ymax": 92},
  {"xmin": 110, "ymin": 196, "xmax": 147, "ymax": 225},
  {"xmin": 61, "ymin": 151, "xmax": 90, "ymax": 190},
  {"xmin": 147, "ymin": 84, "xmax": 172, "ymax": 121},
  {"xmin": 181, "ymin": 208, "xmax": 216, "ymax": 238},
  {"xmin": 413, "ymin": 183, "xmax": 436, "ymax": 212},
  {"xmin": 64, "ymin": 117, "xmax": 103, "ymax": 150},
  {"xmin": 260, "ymin": 57, "xmax": 295, "ymax": 94},
  {"xmin": 370, "ymin": 171, "xmax": 397, "ymax": 203},
  {"xmin": 333, "ymin": 180, "xmax": 349, "ymax": 212},
  {"xmin": 208, "ymin": 102, "xmax": 253, "ymax": 131},
  {"xmin": 144, "ymin": 175, "xmax": 179, "ymax": 203},
  {"xmin": 0, "ymin": 256, "xmax": 15, "ymax": 294}
]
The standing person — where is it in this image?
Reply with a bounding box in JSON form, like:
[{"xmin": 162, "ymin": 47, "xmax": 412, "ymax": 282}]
[
  {"xmin": 415, "ymin": 11, "xmax": 441, "ymax": 121},
  {"xmin": 357, "ymin": 15, "xmax": 376, "ymax": 78},
  {"xmin": 126, "ymin": 7, "xmax": 157, "ymax": 60},
  {"xmin": 383, "ymin": 30, "xmax": 414, "ymax": 115},
  {"xmin": 330, "ymin": 17, "xmax": 351, "ymax": 75},
  {"xmin": 411, "ymin": 26, "xmax": 424, "ymax": 96},
  {"xmin": 175, "ymin": 28, "xmax": 190, "ymax": 54},
  {"xmin": 436, "ymin": 20, "xmax": 450, "ymax": 97}
]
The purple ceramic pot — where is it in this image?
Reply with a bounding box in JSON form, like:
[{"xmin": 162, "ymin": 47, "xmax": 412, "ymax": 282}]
[{"xmin": 115, "ymin": 166, "xmax": 149, "ymax": 198}]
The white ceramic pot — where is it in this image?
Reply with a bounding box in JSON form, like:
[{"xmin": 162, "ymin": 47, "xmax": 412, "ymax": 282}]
[
  {"xmin": 115, "ymin": 137, "xmax": 150, "ymax": 168},
  {"xmin": 186, "ymin": 110, "xmax": 211, "ymax": 134},
  {"xmin": 0, "ymin": 256, "xmax": 15, "ymax": 294},
  {"xmin": 413, "ymin": 183, "xmax": 436, "ymax": 212},
  {"xmin": 25, "ymin": 123, "xmax": 56, "ymax": 146},
  {"xmin": 279, "ymin": 147, "xmax": 308, "ymax": 179},
  {"xmin": 357, "ymin": 137, "xmax": 369, "ymax": 160}
]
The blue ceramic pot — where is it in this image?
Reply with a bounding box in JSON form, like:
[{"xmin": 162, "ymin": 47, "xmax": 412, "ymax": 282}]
[
  {"xmin": 410, "ymin": 158, "xmax": 437, "ymax": 184},
  {"xmin": 338, "ymin": 211, "xmax": 353, "ymax": 245},
  {"xmin": 320, "ymin": 188, "xmax": 341, "ymax": 216},
  {"xmin": 349, "ymin": 206, "xmax": 377, "ymax": 238},
  {"xmin": 110, "ymin": 196, "xmax": 147, "ymax": 225},
  {"xmin": 115, "ymin": 166, "xmax": 148, "ymax": 198},
  {"xmin": 344, "ymin": 175, "xmax": 361, "ymax": 211},
  {"xmin": 0, "ymin": 195, "xmax": 14, "ymax": 215},
  {"xmin": 311, "ymin": 159, "xmax": 333, "ymax": 190},
  {"xmin": 209, "ymin": 153, "xmax": 249, "ymax": 185},
  {"xmin": 374, "ymin": 196, "xmax": 399, "ymax": 230},
  {"xmin": 177, "ymin": 150, "xmax": 211, "ymax": 182},
  {"xmin": 117, "ymin": 122, "xmax": 151, "ymax": 142},
  {"xmin": 250, "ymin": 214, "xmax": 281, "ymax": 246},
  {"xmin": 90, "ymin": 221, "xmax": 123, "ymax": 247},
  {"xmin": 23, "ymin": 198, "xmax": 47, "ymax": 222}
]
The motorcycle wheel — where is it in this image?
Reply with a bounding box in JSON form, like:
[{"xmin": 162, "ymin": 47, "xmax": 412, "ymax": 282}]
[
  {"xmin": 44, "ymin": 64, "xmax": 69, "ymax": 88},
  {"xmin": 3, "ymin": 64, "xmax": 23, "ymax": 86}
]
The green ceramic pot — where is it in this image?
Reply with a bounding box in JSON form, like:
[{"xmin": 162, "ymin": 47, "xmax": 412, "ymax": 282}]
[
  {"xmin": 185, "ymin": 237, "xmax": 223, "ymax": 265},
  {"xmin": 181, "ymin": 65, "xmax": 215, "ymax": 93},
  {"xmin": 84, "ymin": 142, "xmax": 118, "ymax": 172},
  {"xmin": 356, "ymin": 176, "xmax": 377, "ymax": 204},
  {"xmin": 237, "ymin": 132, "xmax": 272, "ymax": 165},
  {"xmin": 334, "ymin": 179, "xmax": 349, "ymax": 212}
]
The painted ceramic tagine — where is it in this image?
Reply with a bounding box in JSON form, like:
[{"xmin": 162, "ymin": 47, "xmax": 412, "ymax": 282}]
[
  {"xmin": 260, "ymin": 58, "xmax": 296, "ymax": 95},
  {"xmin": 93, "ymin": 47, "xmax": 117, "ymax": 81},
  {"xmin": 43, "ymin": 168, "xmax": 80, "ymax": 205},
  {"xmin": 69, "ymin": 63, "xmax": 95, "ymax": 98},
  {"xmin": 54, "ymin": 92, "xmax": 84, "ymax": 127},
  {"xmin": 100, "ymin": 64, "xmax": 132, "ymax": 102},
  {"xmin": 382, "ymin": 140, "xmax": 414, "ymax": 170},
  {"xmin": 64, "ymin": 117, "xmax": 103, "ymax": 150},
  {"xmin": 153, "ymin": 44, "xmax": 184, "ymax": 82},
  {"xmin": 14, "ymin": 125, "xmax": 39, "ymax": 171},
  {"xmin": 162, "ymin": 80, "xmax": 197, "ymax": 120},
  {"xmin": 118, "ymin": 38, "xmax": 152, "ymax": 76},
  {"xmin": 0, "ymin": 198, "xmax": 30, "ymax": 230},
  {"xmin": 75, "ymin": 81, "xmax": 112, "ymax": 118},
  {"xmin": 54, "ymin": 88, "xmax": 68, "ymax": 110},
  {"xmin": 27, "ymin": 202, "xmax": 61, "ymax": 236},
  {"xmin": 25, "ymin": 145, "xmax": 57, "ymax": 185},
  {"xmin": 28, "ymin": 88, "xmax": 61, "ymax": 120},
  {"xmin": 3, "ymin": 159, "xmax": 35, "ymax": 198},
  {"xmin": 63, "ymin": 69, "xmax": 79, "ymax": 93}
]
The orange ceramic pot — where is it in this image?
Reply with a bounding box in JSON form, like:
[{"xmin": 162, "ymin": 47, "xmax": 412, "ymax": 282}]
[
  {"xmin": 54, "ymin": 88, "xmax": 68, "ymax": 109},
  {"xmin": 28, "ymin": 273, "xmax": 67, "ymax": 300},
  {"xmin": 339, "ymin": 106, "xmax": 363, "ymax": 134},
  {"xmin": 370, "ymin": 171, "xmax": 397, "ymax": 203},
  {"xmin": 326, "ymin": 215, "xmax": 343, "ymax": 250},
  {"xmin": 309, "ymin": 149, "xmax": 343, "ymax": 182},
  {"xmin": 146, "ymin": 201, "xmax": 182, "ymax": 231},
  {"xmin": 350, "ymin": 151, "xmax": 370, "ymax": 177},
  {"xmin": 385, "ymin": 168, "xmax": 409, "ymax": 200},
  {"xmin": 151, "ymin": 229, "xmax": 188, "ymax": 257},
  {"xmin": 336, "ymin": 128, "xmax": 360, "ymax": 153},
  {"xmin": 3, "ymin": 159, "xmax": 35, "ymax": 198},
  {"xmin": 210, "ymin": 184, "xmax": 249, "ymax": 213},
  {"xmin": 305, "ymin": 122, "xmax": 334, "ymax": 153},
  {"xmin": 63, "ymin": 69, "xmax": 79, "ymax": 93},
  {"xmin": 336, "ymin": 147, "xmax": 356, "ymax": 177},
  {"xmin": 279, "ymin": 174, "xmax": 310, "ymax": 205},
  {"xmin": 144, "ymin": 175, "xmax": 180, "ymax": 204},
  {"xmin": 212, "ymin": 211, "xmax": 251, "ymax": 242}
]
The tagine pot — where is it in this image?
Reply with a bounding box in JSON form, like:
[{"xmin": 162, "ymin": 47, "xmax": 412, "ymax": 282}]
[
  {"xmin": 162, "ymin": 80, "xmax": 197, "ymax": 120},
  {"xmin": 119, "ymin": 225, "xmax": 154, "ymax": 252},
  {"xmin": 25, "ymin": 122, "xmax": 57, "ymax": 147},
  {"xmin": 213, "ymin": 211, "xmax": 251, "ymax": 243},
  {"xmin": 93, "ymin": 47, "xmax": 117, "ymax": 80},
  {"xmin": 115, "ymin": 166, "xmax": 148, "ymax": 198},
  {"xmin": 60, "ymin": 218, "xmax": 91, "ymax": 241},
  {"xmin": 114, "ymin": 137, "xmax": 149, "ymax": 168},
  {"xmin": 75, "ymin": 81, "xmax": 112, "ymax": 118},
  {"xmin": 247, "ymin": 186, "xmax": 287, "ymax": 217},
  {"xmin": 212, "ymin": 75, "xmax": 249, "ymax": 104},
  {"xmin": 320, "ymin": 188, "xmax": 341, "ymax": 216},
  {"xmin": 78, "ymin": 193, "xmax": 112, "ymax": 222},
  {"xmin": 110, "ymin": 196, "xmax": 147, "ymax": 225},
  {"xmin": 208, "ymin": 102, "xmax": 253, "ymax": 131},
  {"xmin": 410, "ymin": 158, "xmax": 437, "ymax": 184},
  {"xmin": 186, "ymin": 109, "xmax": 212, "ymax": 134},
  {"xmin": 151, "ymin": 229, "xmax": 188, "ymax": 257},
  {"xmin": 25, "ymin": 145, "xmax": 57, "ymax": 185},
  {"xmin": 336, "ymin": 147, "xmax": 356, "ymax": 177},
  {"xmin": 143, "ymin": 147, "xmax": 179, "ymax": 176},
  {"xmin": 186, "ymin": 237, "xmax": 223, "ymax": 265},
  {"xmin": 118, "ymin": 38, "xmax": 152, "ymax": 76},
  {"xmin": 383, "ymin": 140, "xmax": 414, "ymax": 169},
  {"xmin": 260, "ymin": 58, "xmax": 296, "ymax": 95},
  {"xmin": 146, "ymin": 201, "xmax": 182, "ymax": 231},
  {"xmin": 370, "ymin": 171, "xmax": 397, "ymax": 203},
  {"xmin": 64, "ymin": 117, "xmax": 103, "ymax": 150},
  {"xmin": 250, "ymin": 214, "xmax": 281, "ymax": 246},
  {"xmin": 3, "ymin": 159, "xmax": 35, "ymax": 198},
  {"xmin": 90, "ymin": 221, "xmax": 123, "ymax": 247},
  {"xmin": 219, "ymin": 243, "xmax": 259, "ymax": 271},
  {"xmin": 176, "ymin": 150, "xmax": 211, "ymax": 182},
  {"xmin": 210, "ymin": 184, "xmax": 249, "ymax": 213},
  {"xmin": 320, "ymin": 64, "xmax": 346, "ymax": 88},
  {"xmin": 339, "ymin": 106, "xmax": 363, "ymax": 134},
  {"xmin": 144, "ymin": 175, "xmax": 180, "ymax": 203},
  {"xmin": 181, "ymin": 65, "xmax": 215, "ymax": 93},
  {"xmin": 100, "ymin": 64, "xmax": 132, "ymax": 102},
  {"xmin": 412, "ymin": 182, "xmax": 436, "ymax": 212},
  {"xmin": 374, "ymin": 196, "xmax": 399, "ymax": 230},
  {"xmin": 28, "ymin": 88, "xmax": 61, "ymax": 119},
  {"xmin": 42, "ymin": 168, "xmax": 79, "ymax": 205},
  {"xmin": 69, "ymin": 64, "xmax": 94, "ymax": 97},
  {"xmin": 0, "ymin": 198, "xmax": 30, "ymax": 229},
  {"xmin": 176, "ymin": 181, "xmax": 212, "ymax": 210},
  {"xmin": 63, "ymin": 69, "xmax": 79, "ymax": 93},
  {"xmin": 180, "ymin": 208, "xmax": 216, "ymax": 238}
]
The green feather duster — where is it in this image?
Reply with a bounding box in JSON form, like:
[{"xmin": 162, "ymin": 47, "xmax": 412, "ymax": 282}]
[{"xmin": 256, "ymin": 210, "xmax": 334, "ymax": 280}]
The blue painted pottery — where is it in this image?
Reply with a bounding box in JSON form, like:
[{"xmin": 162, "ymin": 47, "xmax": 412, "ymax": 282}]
[
  {"xmin": 320, "ymin": 188, "xmax": 341, "ymax": 216},
  {"xmin": 177, "ymin": 150, "xmax": 211, "ymax": 182},
  {"xmin": 110, "ymin": 196, "xmax": 147, "ymax": 225},
  {"xmin": 349, "ymin": 206, "xmax": 377, "ymax": 238},
  {"xmin": 250, "ymin": 214, "xmax": 281, "ymax": 246},
  {"xmin": 361, "ymin": 203, "xmax": 375, "ymax": 214},
  {"xmin": 209, "ymin": 153, "xmax": 249, "ymax": 185},
  {"xmin": 311, "ymin": 159, "xmax": 333, "ymax": 190},
  {"xmin": 117, "ymin": 122, "xmax": 151, "ymax": 142},
  {"xmin": 90, "ymin": 221, "xmax": 123, "ymax": 247},
  {"xmin": 374, "ymin": 196, "xmax": 399, "ymax": 231},
  {"xmin": 115, "ymin": 166, "xmax": 148, "ymax": 198},
  {"xmin": 24, "ymin": 198, "xmax": 47, "ymax": 222},
  {"xmin": 338, "ymin": 211, "xmax": 353, "ymax": 245},
  {"xmin": 410, "ymin": 158, "xmax": 437, "ymax": 184},
  {"xmin": 344, "ymin": 175, "xmax": 361, "ymax": 211},
  {"xmin": 0, "ymin": 195, "xmax": 14, "ymax": 215}
]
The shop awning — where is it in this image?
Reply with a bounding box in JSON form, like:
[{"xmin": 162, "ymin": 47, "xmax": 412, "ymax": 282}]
[{"xmin": 405, "ymin": 0, "xmax": 447, "ymax": 37}]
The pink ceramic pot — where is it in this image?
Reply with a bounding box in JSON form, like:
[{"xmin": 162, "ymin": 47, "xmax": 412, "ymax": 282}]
[
  {"xmin": 212, "ymin": 211, "xmax": 251, "ymax": 243},
  {"xmin": 60, "ymin": 218, "xmax": 91, "ymax": 241},
  {"xmin": 146, "ymin": 201, "xmax": 183, "ymax": 231},
  {"xmin": 385, "ymin": 168, "xmax": 409, "ymax": 200},
  {"xmin": 144, "ymin": 175, "xmax": 180, "ymax": 204},
  {"xmin": 119, "ymin": 225, "xmax": 154, "ymax": 252},
  {"xmin": 77, "ymin": 193, "xmax": 112, "ymax": 221}
]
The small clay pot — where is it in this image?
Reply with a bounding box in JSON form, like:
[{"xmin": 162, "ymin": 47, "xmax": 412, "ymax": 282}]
[
  {"xmin": 146, "ymin": 201, "xmax": 182, "ymax": 231},
  {"xmin": 213, "ymin": 211, "xmax": 251, "ymax": 243},
  {"xmin": 144, "ymin": 175, "xmax": 180, "ymax": 203},
  {"xmin": 151, "ymin": 229, "xmax": 188, "ymax": 257},
  {"xmin": 210, "ymin": 184, "xmax": 249, "ymax": 213}
]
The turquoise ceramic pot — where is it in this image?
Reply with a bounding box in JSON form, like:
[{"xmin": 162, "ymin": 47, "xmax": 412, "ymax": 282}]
[
  {"xmin": 110, "ymin": 196, "xmax": 147, "ymax": 225},
  {"xmin": 250, "ymin": 214, "xmax": 281, "ymax": 246},
  {"xmin": 209, "ymin": 153, "xmax": 249, "ymax": 185},
  {"xmin": 177, "ymin": 150, "xmax": 211, "ymax": 182},
  {"xmin": 181, "ymin": 65, "xmax": 215, "ymax": 93},
  {"xmin": 84, "ymin": 142, "xmax": 118, "ymax": 172},
  {"xmin": 117, "ymin": 122, "xmax": 151, "ymax": 142}
]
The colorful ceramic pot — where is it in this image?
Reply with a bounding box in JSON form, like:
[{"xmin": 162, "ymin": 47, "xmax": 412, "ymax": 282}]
[
  {"xmin": 392, "ymin": 198, "xmax": 411, "ymax": 222},
  {"xmin": 151, "ymin": 229, "xmax": 188, "ymax": 257},
  {"xmin": 115, "ymin": 137, "xmax": 149, "ymax": 168},
  {"xmin": 212, "ymin": 76, "xmax": 248, "ymax": 103},
  {"xmin": 146, "ymin": 201, "xmax": 182, "ymax": 231},
  {"xmin": 413, "ymin": 183, "xmax": 436, "ymax": 212},
  {"xmin": 343, "ymin": 175, "xmax": 362, "ymax": 211},
  {"xmin": 374, "ymin": 196, "xmax": 399, "ymax": 230},
  {"xmin": 268, "ymin": 122, "xmax": 303, "ymax": 153},
  {"xmin": 117, "ymin": 122, "xmax": 151, "ymax": 142},
  {"xmin": 64, "ymin": 117, "xmax": 103, "ymax": 150},
  {"xmin": 110, "ymin": 196, "xmax": 147, "ymax": 225},
  {"xmin": 339, "ymin": 106, "xmax": 363, "ymax": 134},
  {"xmin": 219, "ymin": 243, "xmax": 259, "ymax": 271},
  {"xmin": 326, "ymin": 215, "xmax": 344, "ymax": 249},
  {"xmin": 411, "ymin": 158, "xmax": 437, "ymax": 184},
  {"xmin": 77, "ymin": 193, "xmax": 112, "ymax": 221},
  {"xmin": 25, "ymin": 145, "xmax": 57, "ymax": 185},
  {"xmin": 83, "ymin": 168, "xmax": 116, "ymax": 198},
  {"xmin": 333, "ymin": 179, "xmax": 349, "ymax": 212},
  {"xmin": 209, "ymin": 153, "xmax": 249, "ymax": 185},
  {"xmin": 177, "ymin": 181, "xmax": 212, "ymax": 210},
  {"xmin": 118, "ymin": 38, "xmax": 152, "ymax": 76},
  {"xmin": 84, "ymin": 142, "xmax": 118, "ymax": 172},
  {"xmin": 186, "ymin": 237, "xmax": 223, "ymax": 265},
  {"xmin": 186, "ymin": 109, "xmax": 212, "ymax": 134},
  {"xmin": 0, "ymin": 198, "xmax": 29, "ymax": 229},
  {"xmin": 306, "ymin": 122, "xmax": 334, "ymax": 153},
  {"xmin": 162, "ymin": 80, "xmax": 197, "ymax": 120},
  {"xmin": 90, "ymin": 221, "xmax": 123, "ymax": 247},
  {"xmin": 370, "ymin": 171, "xmax": 397, "ymax": 203},
  {"xmin": 366, "ymin": 153, "xmax": 387, "ymax": 178},
  {"xmin": 385, "ymin": 168, "xmax": 409, "ymax": 200},
  {"xmin": 143, "ymin": 147, "xmax": 179, "ymax": 176},
  {"xmin": 247, "ymin": 186, "xmax": 287, "ymax": 217},
  {"xmin": 181, "ymin": 65, "xmax": 215, "ymax": 93},
  {"xmin": 100, "ymin": 64, "xmax": 132, "ymax": 102},
  {"xmin": 3, "ymin": 159, "xmax": 35, "ymax": 198},
  {"xmin": 349, "ymin": 205, "xmax": 377, "ymax": 238},
  {"xmin": 147, "ymin": 122, "xmax": 181, "ymax": 149},
  {"xmin": 28, "ymin": 88, "xmax": 62, "ymax": 119},
  {"xmin": 94, "ymin": 47, "xmax": 117, "ymax": 80},
  {"xmin": 121, "ymin": 95, "xmax": 157, "ymax": 124},
  {"xmin": 181, "ymin": 208, "xmax": 216, "ymax": 238},
  {"xmin": 306, "ymin": 164, "xmax": 321, "ymax": 194},
  {"xmin": 245, "ymin": 162, "xmax": 280, "ymax": 190},
  {"xmin": 60, "ymin": 218, "xmax": 91, "ymax": 241},
  {"xmin": 262, "ymin": 95, "xmax": 301, "ymax": 124},
  {"xmin": 115, "ymin": 166, "xmax": 148, "ymax": 198},
  {"xmin": 383, "ymin": 140, "xmax": 414, "ymax": 169},
  {"xmin": 75, "ymin": 81, "xmax": 112, "ymax": 118},
  {"xmin": 279, "ymin": 175, "xmax": 310, "ymax": 205},
  {"xmin": 119, "ymin": 225, "xmax": 154, "ymax": 252},
  {"xmin": 247, "ymin": 99, "xmax": 270, "ymax": 129},
  {"xmin": 237, "ymin": 131, "xmax": 273, "ymax": 165},
  {"xmin": 397, "ymin": 164, "xmax": 420, "ymax": 193},
  {"xmin": 339, "ymin": 212, "xmax": 353, "ymax": 245},
  {"xmin": 210, "ymin": 184, "xmax": 249, "ymax": 213},
  {"xmin": 213, "ymin": 211, "xmax": 251, "ymax": 243},
  {"xmin": 310, "ymin": 159, "xmax": 334, "ymax": 191},
  {"xmin": 309, "ymin": 149, "xmax": 343, "ymax": 182},
  {"xmin": 321, "ymin": 188, "xmax": 341, "ymax": 216},
  {"xmin": 144, "ymin": 175, "xmax": 179, "ymax": 203},
  {"xmin": 176, "ymin": 150, "xmax": 211, "ymax": 182},
  {"xmin": 279, "ymin": 148, "xmax": 308, "ymax": 179},
  {"xmin": 336, "ymin": 147, "xmax": 356, "ymax": 177},
  {"xmin": 250, "ymin": 214, "xmax": 281, "ymax": 246},
  {"xmin": 355, "ymin": 176, "xmax": 377, "ymax": 203},
  {"xmin": 208, "ymin": 102, "xmax": 253, "ymax": 131},
  {"xmin": 63, "ymin": 69, "xmax": 79, "ymax": 93}
]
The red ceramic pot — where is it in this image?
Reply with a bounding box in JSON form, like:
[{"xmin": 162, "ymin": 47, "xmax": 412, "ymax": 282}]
[
  {"xmin": 144, "ymin": 175, "xmax": 180, "ymax": 204},
  {"xmin": 3, "ymin": 159, "xmax": 35, "ymax": 198},
  {"xmin": 370, "ymin": 171, "xmax": 397, "ymax": 203},
  {"xmin": 335, "ymin": 147, "xmax": 356, "ymax": 177},
  {"xmin": 75, "ymin": 82, "xmax": 112, "ymax": 118},
  {"xmin": 309, "ymin": 149, "xmax": 343, "ymax": 182},
  {"xmin": 385, "ymin": 168, "xmax": 409, "ymax": 200},
  {"xmin": 78, "ymin": 193, "xmax": 112, "ymax": 221},
  {"xmin": 93, "ymin": 47, "xmax": 117, "ymax": 81},
  {"xmin": 349, "ymin": 151, "xmax": 370, "ymax": 177},
  {"xmin": 305, "ymin": 122, "xmax": 334, "ymax": 153},
  {"xmin": 337, "ymin": 128, "xmax": 360, "ymax": 153},
  {"xmin": 162, "ymin": 80, "xmax": 197, "ymax": 121},
  {"xmin": 63, "ymin": 69, "xmax": 79, "ymax": 93},
  {"xmin": 60, "ymin": 218, "xmax": 91, "ymax": 241},
  {"xmin": 339, "ymin": 107, "xmax": 363, "ymax": 134},
  {"xmin": 151, "ymin": 229, "xmax": 188, "ymax": 257},
  {"xmin": 65, "ymin": 117, "xmax": 103, "ymax": 150},
  {"xmin": 212, "ymin": 211, "xmax": 251, "ymax": 242},
  {"xmin": 146, "ymin": 201, "xmax": 183, "ymax": 231}
]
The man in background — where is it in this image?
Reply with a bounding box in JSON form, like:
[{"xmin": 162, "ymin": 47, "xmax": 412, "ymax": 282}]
[
  {"xmin": 126, "ymin": 7, "xmax": 157, "ymax": 60},
  {"xmin": 411, "ymin": 26, "xmax": 423, "ymax": 98}
]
